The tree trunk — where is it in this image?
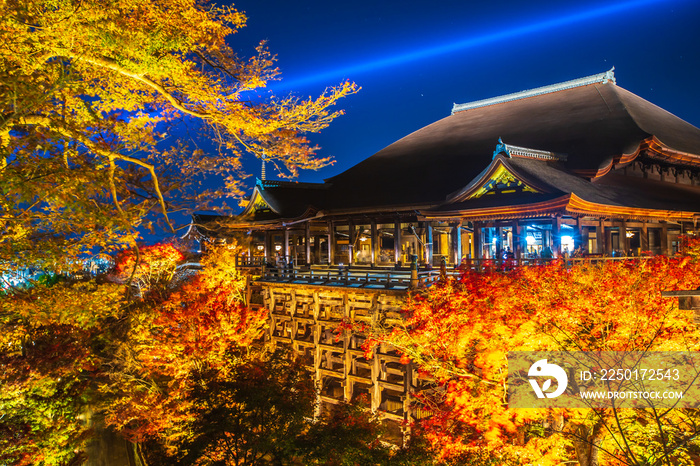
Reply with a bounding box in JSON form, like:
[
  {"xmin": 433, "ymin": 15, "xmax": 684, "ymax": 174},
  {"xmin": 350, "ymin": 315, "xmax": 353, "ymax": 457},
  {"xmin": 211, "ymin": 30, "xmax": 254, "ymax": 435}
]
[{"xmin": 573, "ymin": 421, "xmax": 604, "ymax": 466}]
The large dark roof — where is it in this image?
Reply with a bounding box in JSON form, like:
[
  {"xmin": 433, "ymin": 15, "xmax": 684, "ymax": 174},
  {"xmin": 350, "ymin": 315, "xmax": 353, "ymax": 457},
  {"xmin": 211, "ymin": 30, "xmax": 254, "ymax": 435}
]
[{"xmin": 322, "ymin": 81, "xmax": 700, "ymax": 212}]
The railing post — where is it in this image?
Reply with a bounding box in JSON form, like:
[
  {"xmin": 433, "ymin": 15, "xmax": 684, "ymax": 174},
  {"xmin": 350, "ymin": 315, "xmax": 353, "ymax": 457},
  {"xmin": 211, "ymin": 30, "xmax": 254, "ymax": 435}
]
[{"xmin": 410, "ymin": 254, "xmax": 419, "ymax": 290}]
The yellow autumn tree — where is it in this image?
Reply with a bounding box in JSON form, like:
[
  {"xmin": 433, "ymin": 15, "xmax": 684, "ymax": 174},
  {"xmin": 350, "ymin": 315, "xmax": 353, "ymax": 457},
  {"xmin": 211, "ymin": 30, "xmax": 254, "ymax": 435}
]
[{"xmin": 0, "ymin": 0, "xmax": 358, "ymax": 269}]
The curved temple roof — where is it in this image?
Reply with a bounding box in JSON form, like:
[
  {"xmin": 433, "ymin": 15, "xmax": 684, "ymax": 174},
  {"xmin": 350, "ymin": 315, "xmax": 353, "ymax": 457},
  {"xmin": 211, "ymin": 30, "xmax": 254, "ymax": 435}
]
[{"xmin": 209, "ymin": 71, "xmax": 700, "ymax": 228}]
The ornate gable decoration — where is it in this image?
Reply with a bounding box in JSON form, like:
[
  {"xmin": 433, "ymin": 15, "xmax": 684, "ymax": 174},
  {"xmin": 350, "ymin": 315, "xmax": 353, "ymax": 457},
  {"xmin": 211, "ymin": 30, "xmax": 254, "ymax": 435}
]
[
  {"xmin": 240, "ymin": 182, "xmax": 277, "ymax": 217},
  {"xmin": 468, "ymin": 164, "xmax": 539, "ymax": 200},
  {"xmin": 493, "ymin": 138, "xmax": 567, "ymax": 162}
]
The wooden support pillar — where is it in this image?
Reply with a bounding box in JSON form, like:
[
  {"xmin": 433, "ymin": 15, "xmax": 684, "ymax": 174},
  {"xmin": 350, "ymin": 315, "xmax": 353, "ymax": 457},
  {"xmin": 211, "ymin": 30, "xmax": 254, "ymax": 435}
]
[
  {"xmin": 283, "ymin": 228, "xmax": 290, "ymax": 263},
  {"xmin": 424, "ymin": 222, "xmax": 433, "ymax": 265},
  {"xmin": 312, "ymin": 291, "xmax": 322, "ymax": 418},
  {"xmin": 597, "ymin": 218, "xmax": 605, "ymax": 254},
  {"xmin": 575, "ymin": 216, "xmax": 583, "ymax": 253},
  {"xmin": 394, "ymin": 220, "xmax": 401, "ymax": 265},
  {"xmin": 328, "ymin": 220, "xmax": 335, "ymax": 265},
  {"xmin": 552, "ymin": 216, "xmax": 562, "ymax": 257},
  {"xmin": 641, "ymin": 222, "xmax": 649, "ymax": 253},
  {"xmin": 513, "ymin": 221, "xmax": 523, "ymax": 259},
  {"xmin": 371, "ymin": 221, "xmax": 378, "ymax": 266},
  {"xmin": 605, "ymin": 224, "xmax": 613, "ymax": 255},
  {"xmin": 620, "ymin": 220, "xmax": 629, "ymax": 255},
  {"xmin": 348, "ymin": 220, "xmax": 355, "ymax": 265},
  {"xmin": 264, "ymin": 230, "xmax": 273, "ymax": 262},
  {"xmin": 661, "ymin": 222, "xmax": 669, "ymax": 256},
  {"xmin": 451, "ymin": 222, "xmax": 461, "ymax": 265},
  {"xmin": 305, "ymin": 222, "xmax": 311, "ymax": 265},
  {"xmin": 473, "ymin": 222, "xmax": 482, "ymax": 259}
]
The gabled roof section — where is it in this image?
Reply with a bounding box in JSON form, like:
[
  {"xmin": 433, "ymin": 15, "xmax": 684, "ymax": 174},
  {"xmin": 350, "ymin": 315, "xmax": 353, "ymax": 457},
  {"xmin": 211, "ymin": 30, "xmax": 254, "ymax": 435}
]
[
  {"xmin": 452, "ymin": 68, "xmax": 616, "ymax": 114},
  {"xmin": 239, "ymin": 178, "xmax": 328, "ymax": 222},
  {"xmin": 447, "ymin": 153, "xmax": 549, "ymax": 203}
]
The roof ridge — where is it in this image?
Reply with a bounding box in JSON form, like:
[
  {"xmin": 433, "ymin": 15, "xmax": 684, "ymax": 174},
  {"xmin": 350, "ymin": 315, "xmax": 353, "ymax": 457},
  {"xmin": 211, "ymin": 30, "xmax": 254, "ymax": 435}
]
[{"xmin": 451, "ymin": 68, "xmax": 616, "ymax": 114}]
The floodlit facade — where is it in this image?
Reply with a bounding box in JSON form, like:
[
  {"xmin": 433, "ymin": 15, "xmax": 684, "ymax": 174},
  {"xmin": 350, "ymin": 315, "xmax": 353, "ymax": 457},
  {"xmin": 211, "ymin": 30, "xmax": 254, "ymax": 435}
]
[
  {"xmin": 189, "ymin": 70, "xmax": 700, "ymax": 430},
  {"xmin": 192, "ymin": 69, "xmax": 700, "ymax": 267}
]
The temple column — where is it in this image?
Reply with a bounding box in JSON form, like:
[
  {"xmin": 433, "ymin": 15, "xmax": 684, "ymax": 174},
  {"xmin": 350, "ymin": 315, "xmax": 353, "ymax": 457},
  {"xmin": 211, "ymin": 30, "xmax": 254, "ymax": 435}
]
[
  {"xmin": 473, "ymin": 222, "xmax": 482, "ymax": 260},
  {"xmin": 661, "ymin": 222, "xmax": 669, "ymax": 256},
  {"xmin": 283, "ymin": 228, "xmax": 290, "ymax": 263},
  {"xmin": 424, "ymin": 222, "xmax": 433, "ymax": 266},
  {"xmin": 641, "ymin": 222, "xmax": 649, "ymax": 253},
  {"xmin": 371, "ymin": 221, "xmax": 378, "ymax": 266},
  {"xmin": 451, "ymin": 222, "xmax": 462, "ymax": 265},
  {"xmin": 265, "ymin": 230, "xmax": 273, "ymax": 262},
  {"xmin": 305, "ymin": 222, "xmax": 311, "ymax": 265},
  {"xmin": 394, "ymin": 220, "xmax": 402, "ymax": 265},
  {"xmin": 552, "ymin": 216, "xmax": 562, "ymax": 257},
  {"xmin": 597, "ymin": 218, "xmax": 605, "ymax": 254},
  {"xmin": 513, "ymin": 221, "xmax": 523, "ymax": 260},
  {"xmin": 575, "ymin": 216, "xmax": 583, "ymax": 253},
  {"xmin": 348, "ymin": 220, "xmax": 355, "ymax": 265},
  {"xmin": 328, "ymin": 221, "xmax": 335, "ymax": 265},
  {"xmin": 620, "ymin": 220, "xmax": 629, "ymax": 255}
]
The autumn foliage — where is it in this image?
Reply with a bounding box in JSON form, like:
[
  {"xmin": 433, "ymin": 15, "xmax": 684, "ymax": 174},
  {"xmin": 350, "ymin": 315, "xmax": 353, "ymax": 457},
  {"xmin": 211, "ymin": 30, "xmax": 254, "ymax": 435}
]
[{"xmin": 370, "ymin": 237, "xmax": 700, "ymax": 464}]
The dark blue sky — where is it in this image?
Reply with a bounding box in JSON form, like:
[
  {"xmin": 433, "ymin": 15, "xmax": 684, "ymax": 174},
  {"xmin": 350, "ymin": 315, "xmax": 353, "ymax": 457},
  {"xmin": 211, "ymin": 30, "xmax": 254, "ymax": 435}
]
[{"xmin": 228, "ymin": 0, "xmax": 700, "ymax": 194}]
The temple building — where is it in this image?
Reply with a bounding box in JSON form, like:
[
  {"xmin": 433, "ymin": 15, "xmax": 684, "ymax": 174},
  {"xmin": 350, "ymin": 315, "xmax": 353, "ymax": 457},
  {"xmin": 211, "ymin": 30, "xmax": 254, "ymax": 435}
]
[
  {"xmin": 187, "ymin": 70, "xmax": 700, "ymax": 433},
  {"xmin": 191, "ymin": 69, "xmax": 700, "ymax": 266}
]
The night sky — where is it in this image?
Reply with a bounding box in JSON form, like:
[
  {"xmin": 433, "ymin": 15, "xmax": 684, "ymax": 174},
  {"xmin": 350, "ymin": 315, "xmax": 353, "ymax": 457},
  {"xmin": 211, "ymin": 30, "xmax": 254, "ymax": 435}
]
[{"xmin": 224, "ymin": 0, "xmax": 700, "ymax": 195}]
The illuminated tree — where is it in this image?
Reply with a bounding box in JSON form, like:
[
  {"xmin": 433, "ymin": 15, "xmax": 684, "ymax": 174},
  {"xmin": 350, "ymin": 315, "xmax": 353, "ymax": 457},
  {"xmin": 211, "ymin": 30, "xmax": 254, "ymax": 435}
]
[
  {"xmin": 0, "ymin": 279, "xmax": 125, "ymax": 465},
  {"xmin": 0, "ymin": 0, "xmax": 358, "ymax": 269},
  {"xmin": 369, "ymin": 238, "xmax": 700, "ymax": 465}
]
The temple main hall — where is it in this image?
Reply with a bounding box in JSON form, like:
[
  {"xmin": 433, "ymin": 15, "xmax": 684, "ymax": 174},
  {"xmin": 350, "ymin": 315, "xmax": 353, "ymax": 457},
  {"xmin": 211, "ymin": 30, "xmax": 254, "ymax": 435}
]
[
  {"xmin": 191, "ymin": 69, "xmax": 700, "ymax": 267},
  {"xmin": 185, "ymin": 70, "xmax": 700, "ymax": 431}
]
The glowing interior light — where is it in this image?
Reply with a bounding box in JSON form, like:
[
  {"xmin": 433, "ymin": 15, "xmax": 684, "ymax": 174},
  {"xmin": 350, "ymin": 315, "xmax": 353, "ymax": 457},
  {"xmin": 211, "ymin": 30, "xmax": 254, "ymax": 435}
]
[
  {"xmin": 526, "ymin": 235, "xmax": 537, "ymax": 245},
  {"xmin": 275, "ymin": 245, "xmax": 282, "ymax": 251},
  {"xmin": 257, "ymin": 245, "xmax": 264, "ymax": 251}
]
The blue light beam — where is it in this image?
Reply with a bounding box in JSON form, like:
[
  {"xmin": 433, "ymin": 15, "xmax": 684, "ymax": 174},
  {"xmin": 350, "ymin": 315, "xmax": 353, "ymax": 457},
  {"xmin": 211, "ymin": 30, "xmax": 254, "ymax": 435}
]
[{"xmin": 274, "ymin": 0, "xmax": 684, "ymax": 90}]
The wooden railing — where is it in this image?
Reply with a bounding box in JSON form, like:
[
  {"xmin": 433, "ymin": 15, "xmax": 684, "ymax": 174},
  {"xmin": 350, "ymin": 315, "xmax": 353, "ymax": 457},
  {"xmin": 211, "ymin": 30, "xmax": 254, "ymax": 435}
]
[{"xmin": 256, "ymin": 256, "xmax": 654, "ymax": 290}]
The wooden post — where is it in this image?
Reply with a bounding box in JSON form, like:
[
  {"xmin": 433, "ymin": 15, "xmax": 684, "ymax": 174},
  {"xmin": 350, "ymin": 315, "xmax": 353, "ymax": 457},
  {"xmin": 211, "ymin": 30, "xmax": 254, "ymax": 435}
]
[
  {"xmin": 473, "ymin": 222, "xmax": 482, "ymax": 260},
  {"xmin": 513, "ymin": 221, "xmax": 522, "ymax": 260},
  {"xmin": 348, "ymin": 220, "xmax": 355, "ymax": 265},
  {"xmin": 575, "ymin": 216, "xmax": 583, "ymax": 253},
  {"xmin": 328, "ymin": 220, "xmax": 335, "ymax": 265},
  {"xmin": 641, "ymin": 222, "xmax": 649, "ymax": 253},
  {"xmin": 425, "ymin": 222, "xmax": 433, "ymax": 266},
  {"xmin": 661, "ymin": 222, "xmax": 669, "ymax": 256},
  {"xmin": 620, "ymin": 220, "xmax": 629, "ymax": 255},
  {"xmin": 371, "ymin": 221, "xmax": 378, "ymax": 266},
  {"xmin": 264, "ymin": 230, "xmax": 272, "ymax": 262},
  {"xmin": 597, "ymin": 218, "xmax": 605, "ymax": 255},
  {"xmin": 394, "ymin": 220, "xmax": 401, "ymax": 265},
  {"xmin": 305, "ymin": 221, "xmax": 311, "ymax": 265},
  {"xmin": 552, "ymin": 216, "xmax": 562, "ymax": 257},
  {"xmin": 283, "ymin": 228, "xmax": 290, "ymax": 263},
  {"xmin": 451, "ymin": 222, "xmax": 461, "ymax": 266}
]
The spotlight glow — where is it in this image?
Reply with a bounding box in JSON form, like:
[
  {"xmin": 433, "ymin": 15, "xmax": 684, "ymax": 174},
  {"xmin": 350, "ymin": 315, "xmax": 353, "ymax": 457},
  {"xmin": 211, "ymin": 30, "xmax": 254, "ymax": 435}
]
[{"xmin": 274, "ymin": 0, "xmax": 679, "ymax": 90}]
